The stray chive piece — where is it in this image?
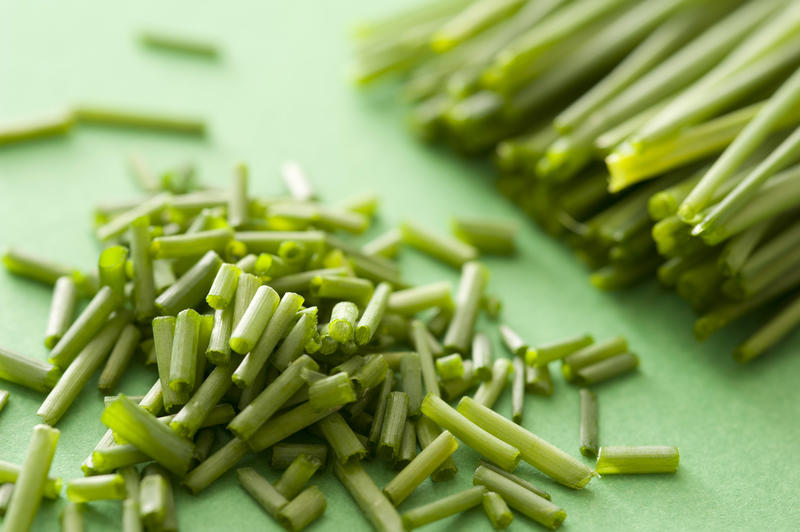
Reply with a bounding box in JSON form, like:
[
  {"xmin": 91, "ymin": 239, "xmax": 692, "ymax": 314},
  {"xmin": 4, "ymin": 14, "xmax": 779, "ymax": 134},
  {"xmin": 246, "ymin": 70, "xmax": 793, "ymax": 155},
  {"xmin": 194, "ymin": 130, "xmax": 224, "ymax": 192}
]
[
  {"xmin": 334, "ymin": 459, "xmax": 405, "ymax": 532},
  {"xmin": 472, "ymin": 333, "xmax": 493, "ymax": 381},
  {"xmin": 61, "ymin": 502, "xmax": 83, "ymax": 532},
  {"xmin": 388, "ymin": 281, "xmax": 453, "ymax": 315},
  {"xmin": 477, "ymin": 460, "xmax": 551, "ymax": 501},
  {"xmin": 483, "ymin": 491, "xmax": 513, "ymax": 530},
  {"xmin": 384, "ymin": 430, "xmax": 459, "ymax": 506},
  {"xmin": 574, "ymin": 353, "xmax": 640, "ymax": 385},
  {"xmin": 400, "ymin": 220, "xmax": 479, "ymax": 268},
  {"xmin": 362, "ymin": 229, "xmax": 403, "ymax": 258},
  {"xmin": 44, "ymin": 276, "xmax": 78, "ymax": 349},
  {"xmin": 473, "ymin": 358, "xmax": 513, "ymax": 409},
  {"xmin": 499, "ymin": 324, "xmax": 530, "ymax": 359},
  {"xmin": 229, "ymin": 285, "xmax": 279, "ymax": 354},
  {"xmin": 99, "ymin": 245, "xmax": 129, "ymax": 296},
  {"xmin": 411, "ymin": 320, "xmax": 440, "ymax": 398},
  {"xmin": 452, "ymin": 217, "xmax": 518, "ymax": 255},
  {"xmin": 378, "ymin": 391, "xmax": 410, "ymax": 461},
  {"xmin": 309, "ymin": 372, "xmax": 357, "ymax": 411},
  {"xmin": 99, "ymin": 323, "xmax": 142, "ymax": 393},
  {"xmin": 329, "ymin": 301, "xmax": 359, "ymax": 343},
  {"xmin": 2, "ymin": 424, "xmax": 60, "ymax": 532},
  {"xmin": 271, "ymin": 444, "xmax": 328, "ymax": 471},
  {"xmin": 237, "ymin": 467, "xmax": 287, "ymax": 518},
  {"xmin": 139, "ymin": 30, "xmax": 220, "ymax": 58},
  {"xmin": 169, "ymin": 308, "xmax": 201, "ymax": 394},
  {"xmin": 368, "ymin": 371, "xmax": 395, "ymax": 450},
  {"xmin": 206, "ymin": 263, "xmax": 241, "ymax": 310},
  {"xmin": 528, "ymin": 333, "xmax": 594, "ymax": 367},
  {"xmin": 421, "ymin": 393, "xmax": 520, "ymax": 472},
  {"xmin": 73, "ymin": 105, "xmax": 206, "ymax": 135},
  {"xmin": 155, "ymin": 250, "xmax": 222, "ymax": 315},
  {"xmin": 277, "ymin": 485, "xmax": 326, "ymax": 532},
  {"xmin": 130, "ymin": 215, "xmax": 157, "ymax": 320},
  {"xmin": 511, "ymin": 357, "xmax": 525, "ymax": 424},
  {"xmin": 436, "ymin": 353, "xmax": 464, "ymax": 380},
  {"xmin": 280, "ymin": 160, "xmax": 315, "ymax": 201},
  {"xmin": 458, "ymin": 397, "xmax": 595, "ymax": 489},
  {"xmin": 318, "ymin": 411, "xmax": 368, "ymax": 464},
  {"xmin": 101, "ymin": 395, "xmax": 194, "ymax": 476},
  {"xmin": 580, "ymin": 389, "xmax": 599, "ymax": 457},
  {"xmin": 66, "ymin": 474, "xmax": 126, "ymax": 502},
  {"xmin": 0, "ymin": 460, "xmax": 62, "ymax": 500},
  {"xmin": 443, "ymin": 261, "xmax": 486, "ymax": 354},
  {"xmin": 355, "ymin": 282, "xmax": 392, "ymax": 345},
  {"xmin": 401, "ymin": 485, "xmax": 487, "ymax": 530},
  {"xmin": 561, "ymin": 336, "xmax": 628, "ymax": 381},
  {"xmin": 274, "ymin": 454, "xmax": 322, "ymax": 500},
  {"xmin": 0, "ymin": 345, "xmax": 60, "ymax": 393},
  {"xmin": 474, "ymin": 465, "xmax": 566, "ymax": 530},
  {"xmin": 0, "ymin": 110, "xmax": 74, "ymax": 146},
  {"xmin": 526, "ymin": 364, "xmax": 554, "ymax": 396},
  {"xmin": 595, "ymin": 446, "xmax": 680, "ymax": 474}
]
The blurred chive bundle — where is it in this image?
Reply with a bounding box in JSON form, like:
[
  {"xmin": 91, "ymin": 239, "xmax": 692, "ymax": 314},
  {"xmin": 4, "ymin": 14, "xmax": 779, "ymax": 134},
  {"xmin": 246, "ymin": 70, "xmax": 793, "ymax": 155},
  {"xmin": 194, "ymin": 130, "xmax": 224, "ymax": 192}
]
[{"xmin": 352, "ymin": 0, "xmax": 800, "ymax": 362}]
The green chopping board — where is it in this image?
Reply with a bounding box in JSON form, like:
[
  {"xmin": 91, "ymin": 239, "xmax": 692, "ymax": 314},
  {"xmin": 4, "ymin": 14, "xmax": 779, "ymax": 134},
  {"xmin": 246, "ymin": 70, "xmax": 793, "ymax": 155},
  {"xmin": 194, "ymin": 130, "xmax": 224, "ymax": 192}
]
[{"xmin": 1, "ymin": 1, "xmax": 798, "ymax": 530}]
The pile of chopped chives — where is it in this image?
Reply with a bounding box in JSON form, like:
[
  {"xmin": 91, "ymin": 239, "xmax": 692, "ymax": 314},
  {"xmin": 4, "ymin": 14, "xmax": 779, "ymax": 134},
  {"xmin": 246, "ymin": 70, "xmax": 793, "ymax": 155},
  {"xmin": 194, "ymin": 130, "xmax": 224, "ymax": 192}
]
[
  {"xmin": 0, "ymin": 153, "xmax": 678, "ymax": 531},
  {"xmin": 352, "ymin": 0, "xmax": 800, "ymax": 363}
]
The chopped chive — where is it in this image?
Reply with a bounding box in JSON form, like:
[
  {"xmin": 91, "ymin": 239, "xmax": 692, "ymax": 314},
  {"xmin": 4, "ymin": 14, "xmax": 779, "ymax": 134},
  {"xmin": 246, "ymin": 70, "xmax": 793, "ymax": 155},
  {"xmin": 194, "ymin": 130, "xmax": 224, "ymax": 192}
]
[
  {"xmin": 271, "ymin": 444, "xmax": 328, "ymax": 471},
  {"xmin": 122, "ymin": 498, "xmax": 141, "ymax": 532},
  {"xmin": 233, "ymin": 292, "xmax": 305, "ymax": 388},
  {"xmin": 205, "ymin": 263, "xmax": 242, "ymax": 310},
  {"xmin": 96, "ymin": 193, "xmax": 171, "ymax": 242},
  {"xmin": 482, "ymin": 491, "xmax": 513, "ymax": 530},
  {"xmin": 352, "ymin": 353, "xmax": 388, "ymax": 395},
  {"xmin": 183, "ymin": 438, "xmax": 250, "ymax": 494},
  {"xmin": 73, "ymin": 105, "xmax": 206, "ymax": 135},
  {"xmin": 350, "ymin": 254, "xmax": 406, "ymax": 288},
  {"xmin": 477, "ymin": 460, "xmax": 550, "ymax": 501},
  {"xmin": 274, "ymin": 454, "xmax": 322, "ymax": 499},
  {"xmin": 378, "ymin": 391, "xmax": 410, "ymax": 461},
  {"xmin": 355, "ymin": 282, "xmax": 392, "ymax": 345},
  {"xmin": 426, "ymin": 308, "xmax": 452, "ymax": 338},
  {"xmin": 525, "ymin": 364, "xmax": 553, "ymax": 397},
  {"xmin": 155, "ymin": 250, "xmax": 223, "ymax": 315},
  {"xmin": 0, "ymin": 460, "xmax": 62, "ymax": 500},
  {"xmin": 139, "ymin": 379, "xmax": 164, "ymax": 415},
  {"xmin": 0, "ymin": 109, "xmax": 74, "ymax": 145},
  {"xmin": 276, "ymin": 485, "xmax": 326, "ymax": 532},
  {"xmin": 227, "ymin": 163, "xmax": 249, "ymax": 228},
  {"xmin": 472, "ymin": 333, "xmax": 493, "ymax": 381},
  {"xmin": 436, "ymin": 353, "xmax": 464, "ymax": 380},
  {"xmin": 152, "ymin": 258, "xmax": 175, "ymax": 295},
  {"xmin": 473, "ymin": 358, "xmax": 513, "ymax": 409},
  {"xmin": 153, "ymin": 316, "xmax": 184, "ymax": 413},
  {"xmin": 237, "ymin": 467, "xmax": 287, "ymax": 517},
  {"xmin": 334, "ymin": 459, "xmax": 405, "ymax": 532},
  {"xmin": 362, "ymin": 229, "xmax": 403, "ymax": 258},
  {"xmin": 309, "ymin": 372, "xmax": 357, "ymax": 411},
  {"xmin": 440, "ymin": 360, "xmax": 478, "ymax": 402},
  {"xmin": 206, "ymin": 307, "xmax": 234, "ymax": 365},
  {"xmin": 561, "ymin": 336, "xmax": 628, "ymax": 381},
  {"xmin": 139, "ymin": 471, "xmax": 168, "ymax": 528},
  {"xmin": 473, "ymin": 465, "xmax": 566, "ymax": 530},
  {"xmin": 0, "ymin": 390, "xmax": 8, "ymax": 414},
  {"xmin": 575, "ymin": 352, "xmax": 639, "ymax": 385},
  {"xmin": 401, "ymin": 352, "xmax": 423, "ymax": 417},
  {"xmin": 99, "ymin": 245, "xmax": 129, "ymax": 296},
  {"xmin": 400, "ymin": 220, "xmax": 479, "ymax": 268},
  {"xmin": 272, "ymin": 312, "xmax": 318, "ymax": 370},
  {"xmin": 60, "ymin": 502, "xmax": 83, "ymax": 532},
  {"xmin": 443, "ymin": 261, "xmax": 486, "ymax": 354},
  {"xmin": 98, "ymin": 323, "xmax": 142, "ymax": 393},
  {"xmin": 421, "ymin": 325, "xmax": 444, "ymax": 357},
  {"xmin": 231, "ymin": 272, "xmax": 262, "ymax": 329},
  {"xmin": 169, "ymin": 309, "xmax": 201, "ymax": 394},
  {"xmin": 368, "ymin": 371, "xmax": 395, "ymax": 450},
  {"xmin": 481, "ymin": 294, "xmax": 502, "ymax": 320},
  {"xmin": 452, "ymin": 217, "xmax": 518, "ymax": 255},
  {"xmin": 421, "ymin": 393, "xmax": 520, "ymax": 472},
  {"xmin": 499, "ymin": 324, "xmax": 530, "ymax": 358},
  {"xmin": 280, "ymin": 161, "xmax": 315, "ymax": 202},
  {"xmin": 44, "ymin": 276, "xmax": 78, "ymax": 349},
  {"xmin": 139, "ymin": 30, "xmax": 220, "ymax": 58},
  {"xmin": 229, "ymin": 285, "xmax": 280, "ymax": 354},
  {"xmin": 458, "ymin": 397, "xmax": 595, "ymax": 488},
  {"xmin": 735, "ymin": 292, "xmax": 800, "ymax": 363},
  {"xmin": 318, "ymin": 411, "xmax": 368, "ymax": 463},
  {"xmin": 311, "ymin": 275, "xmax": 374, "ymax": 305},
  {"xmin": 387, "ymin": 281, "xmax": 453, "ymax": 315},
  {"xmin": 579, "ymin": 389, "xmax": 599, "ymax": 457},
  {"xmin": 192, "ymin": 428, "xmax": 216, "ymax": 464},
  {"xmin": 90, "ymin": 444, "xmax": 149, "ymax": 474},
  {"xmin": 0, "ymin": 346, "xmax": 60, "ymax": 393},
  {"xmin": 2, "ymin": 248, "xmax": 85, "ymax": 289},
  {"xmin": 411, "ymin": 320, "xmax": 441, "ymax": 398},
  {"xmin": 528, "ymin": 333, "xmax": 594, "ymax": 367},
  {"xmin": 329, "ymin": 301, "xmax": 359, "ymax": 343},
  {"xmin": 596, "ymin": 446, "xmax": 679, "ymax": 474},
  {"xmin": 38, "ymin": 310, "xmax": 132, "ymax": 425},
  {"xmin": 238, "ymin": 364, "xmax": 269, "ymax": 411},
  {"xmin": 511, "ymin": 357, "xmax": 525, "ymax": 424},
  {"xmin": 383, "ymin": 429, "xmax": 458, "ymax": 506},
  {"xmin": 248, "ymin": 400, "xmax": 341, "ymax": 454},
  {"xmin": 401, "ymin": 485, "xmax": 487, "ymax": 530},
  {"xmin": 235, "ymin": 230, "xmax": 326, "ymax": 255},
  {"xmin": 48, "ymin": 285, "xmax": 120, "ymax": 368},
  {"xmin": 2, "ymin": 424, "xmax": 60, "ymax": 532},
  {"xmin": 415, "ymin": 417, "xmax": 458, "ymax": 482},
  {"xmin": 395, "ymin": 421, "xmax": 418, "ymax": 470},
  {"xmin": 236, "ymin": 253, "xmax": 258, "ymax": 274},
  {"xmin": 66, "ymin": 473, "xmax": 126, "ymax": 502},
  {"xmin": 101, "ymin": 395, "xmax": 194, "ymax": 476}
]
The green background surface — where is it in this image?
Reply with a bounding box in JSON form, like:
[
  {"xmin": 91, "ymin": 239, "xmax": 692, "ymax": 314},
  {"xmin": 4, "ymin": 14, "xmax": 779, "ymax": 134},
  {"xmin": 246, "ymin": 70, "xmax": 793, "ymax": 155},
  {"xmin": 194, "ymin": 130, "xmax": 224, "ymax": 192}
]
[{"xmin": 1, "ymin": 1, "xmax": 799, "ymax": 531}]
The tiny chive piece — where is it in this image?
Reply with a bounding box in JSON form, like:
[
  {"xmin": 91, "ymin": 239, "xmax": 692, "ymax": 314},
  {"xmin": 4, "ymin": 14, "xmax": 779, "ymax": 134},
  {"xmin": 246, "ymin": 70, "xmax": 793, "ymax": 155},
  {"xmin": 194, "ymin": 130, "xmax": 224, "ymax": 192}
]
[
  {"xmin": 44, "ymin": 276, "xmax": 78, "ymax": 349},
  {"xmin": 1, "ymin": 248, "xmax": 85, "ymax": 288},
  {"xmin": 2, "ymin": 424, "xmax": 60, "ymax": 532},
  {"xmin": 435, "ymin": 354, "xmax": 464, "ymax": 380},
  {"xmin": 183, "ymin": 438, "xmax": 250, "ymax": 494},
  {"xmin": 228, "ymin": 163, "xmax": 248, "ymax": 228},
  {"xmin": 139, "ymin": 31, "xmax": 219, "ymax": 58},
  {"xmin": 237, "ymin": 467, "xmax": 287, "ymax": 518},
  {"xmin": 416, "ymin": 417, "xmax": 458, "ymax": 481},
  {"xmin": 280, "ymin": 161, "xmax": 315, "ymax": 201},
  {"xmin": 129, "ymin": 215, "xmax": 157, "ymax": 320},
  {"xmin": 411, "ymin": 320, "xmax": 440, "ymax": 398},
  {"xmin": 155, "ymin": 250, "xmax": 222, "ymax": 315},
  {"xmin": 499, "ymin": 324, "xmax": 529, "ymax": 358},
  {"xmin": 60, "ymin": 501, "xmax": 83, "ymax": 532},
  {"xmin": 206, "ymin": 263, "xmax": 241, "ymax": 310},
  {"xmin": 308, "ymin": 373, "xmax": 357, "ymax": 411},
  {"xmin": 334, "ymin": 459, "xmax": 404, "ymax": 532},
  {"xmin": 400, "ymin": 220, "xmax": 479, "ymax": 268},
  {"xmin": 458, "ymin": 397, "xmax": 595, "ymax": 489},
  {"xmin": 473, "ymin": 358, "xmax": 513, "ymax": 409},
  {"xmin": 472, "ymin": 333, "xmax": 493, "ymax": 381},
  {"xmin": 451, "ymin": 217, "xmax": 518, "ymax": 255},
  {"xmin": 574, "ymin": 353, "xmax": 639, "ymax": 385},
  {"xmin": 355, "ymin": 282, "xmax": 392, "ymax": 345},
  {"xmin": 272, "ymin": 312, "xmax": 318, "ymax": 371},
  {"xmin": 207, "ymin": 307, "xmax": 234, "ymax": 366},
  {"xmin": 139, "ymin": 471, "xmax": 168, "ymax": 528},
  {"xmin": 443, "ymin": 261, "xmax": 486, "ymax": 354},
  {"xmin": 362, "ymin": 229, "xmax": 402, "ymax": 258},
  {"xmin": 0, "ymin": 346, "xmax": 60, "ymax": 393},
  {"xmin": 579, "ymin": 389, "xmax": 599, "ymax": 457},
  {"xmin": 383, "ymin": 430, "xmax": 459, "ymax": 506},
  {"xmin": 421, "ymin": 393, "xmax": 520, "ymax": 472},
  {"xmin": 231, "ymin": 273, "xmax": 262, "ymax": 328},
  {"xmin": 395, "ymin": 421, "xmax": 417, "ymax": 470},
  {"xmin": 48, "ymin": 285, "xmax": 120, "ymax": 368},
  {"xmin": 276, "ymin": 485, "xmax": 326, "ymax": 532},
  {"xmin": 318, "ymin": 412, "xmax": 368, "ymax": 464},
  {"xmin": 561, "ymin": 336, "xmax": 628, "ymax": 381},
  {"xmin": 528, "ymin": 333, "xmax": 594, "ymax": 367},
  {"xmin": 270, "ymin": 444, "xmax": 328, "ymax": 471},
  {"xmin": 0, "ymin": 110, "xmax": 74, "ymax": 145},
  {"xmin": 66, "ymin": 474, "xmax": 126, "ymax": 502},
  {"xmin": 99, "ymin": 245, "xmax": 129, "ymax": 296},
  {"xmin": 473, "ymin": 465, "xmax": 566, "ymax": 530},
  {"xmin": 311, "ymin": 276, "xmax": 374, "ymax": 306},
  {"xmin": 477, "ymin": 460, "xmax": 550, "ymax": 501},
  {"xmin": 274, "ymin": 454, "xmax": 322, "ymax": 499},
  {"xmin": 595, "ymin": 446, "xmax": 680, "ymax": 474},
  {"xmin": 101, "ymin": 395, "xmax": 194, "ymax": 476},
  {"xmin": 526, "ymin": 364, "xmax": 554, "ymax": 396},
  {"xmin": 73, "ymin": 105, "xmax": 206, "ymax": 135},
  {"xmin": 329, "ymin": 301, "xmax": 359, "ymax": 343},
  {"xmin": 401, "ymin": 485, "xmax": 487, "ymax": 530},
  {"xmin": 378, "ymin": 392, "xmax": 410, "ymax": 461},
  {"xmin": 511, "ymin": 357, "xmax": 525, "ymax": 424},
  {"xmin": 401, "ymin": 352, "xmax": 423, "ymax": 416},
  {"xmin": 388, "ymin": 282, "xmax": 453, "ymax": 315},
  {"xmin": 169, "ymin": 309, "xmax": 201, "ymax": 393},
  {"xmin": 483, "ymin": 491, "xmax": 513, "ymax": 530},
  {"xmin": 98, "ymin": 323, "xmax": 142, "ymax": 393},
  {"xmin": 229, "ymin": 285, "xmax": 280, "ymax": 354}
]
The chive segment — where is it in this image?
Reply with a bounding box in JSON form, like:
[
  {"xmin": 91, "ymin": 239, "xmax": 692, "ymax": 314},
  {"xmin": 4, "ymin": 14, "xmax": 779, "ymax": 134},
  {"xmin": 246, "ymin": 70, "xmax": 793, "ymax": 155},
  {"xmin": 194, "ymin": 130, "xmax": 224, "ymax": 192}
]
[
  {"xmin": 483, "ymin": 491, "xmax": 513, "ymax": 530},
  {"xmin": 48, "ymin": 285, "xmax": 119, "ymax": 368},
  {"xmin": 66, "ymin": 474, "xmax": 126, "ymax": 502},
  {"xmin": 443, "ymin": 261, "xmax": 486, "ymax": 354},
  {"xmin": 229, "ymin": 285, "xmax": 279, "ymax": 354},
  {"xmin": 274, "ymin": 454, "xmax": 322, "ymax": 499},
  {"xmin": 579, "ymin": 389, "xmax": 599, "ymax": 457},
  {"xmin": 401, "ymin": 485, "xmax": 487, "ymax": 530},
  {"xmin": 595, "ymin": 446, "xmax": 680, "ymax": 474},
  {"xmin": 277, "ymin": 485, "xmax": 327, "ymax": 532},
  {"xmin": 400, "ymin": 220, "xmax": 479, "ymax": 268},
  {"xmin": 384, "ymin": 430, "xmax": 459, "ymax": 506},
  {"xmin": 0, "ymin": 346, "xmax": 60, "ymax": 393},
  {"xmin": 44, "ymin": 276, "xmax": 78, "ymax": 349},
  {"xmin": 334, "ymin": 460, "xmax": 405, "ymax": 532}
]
